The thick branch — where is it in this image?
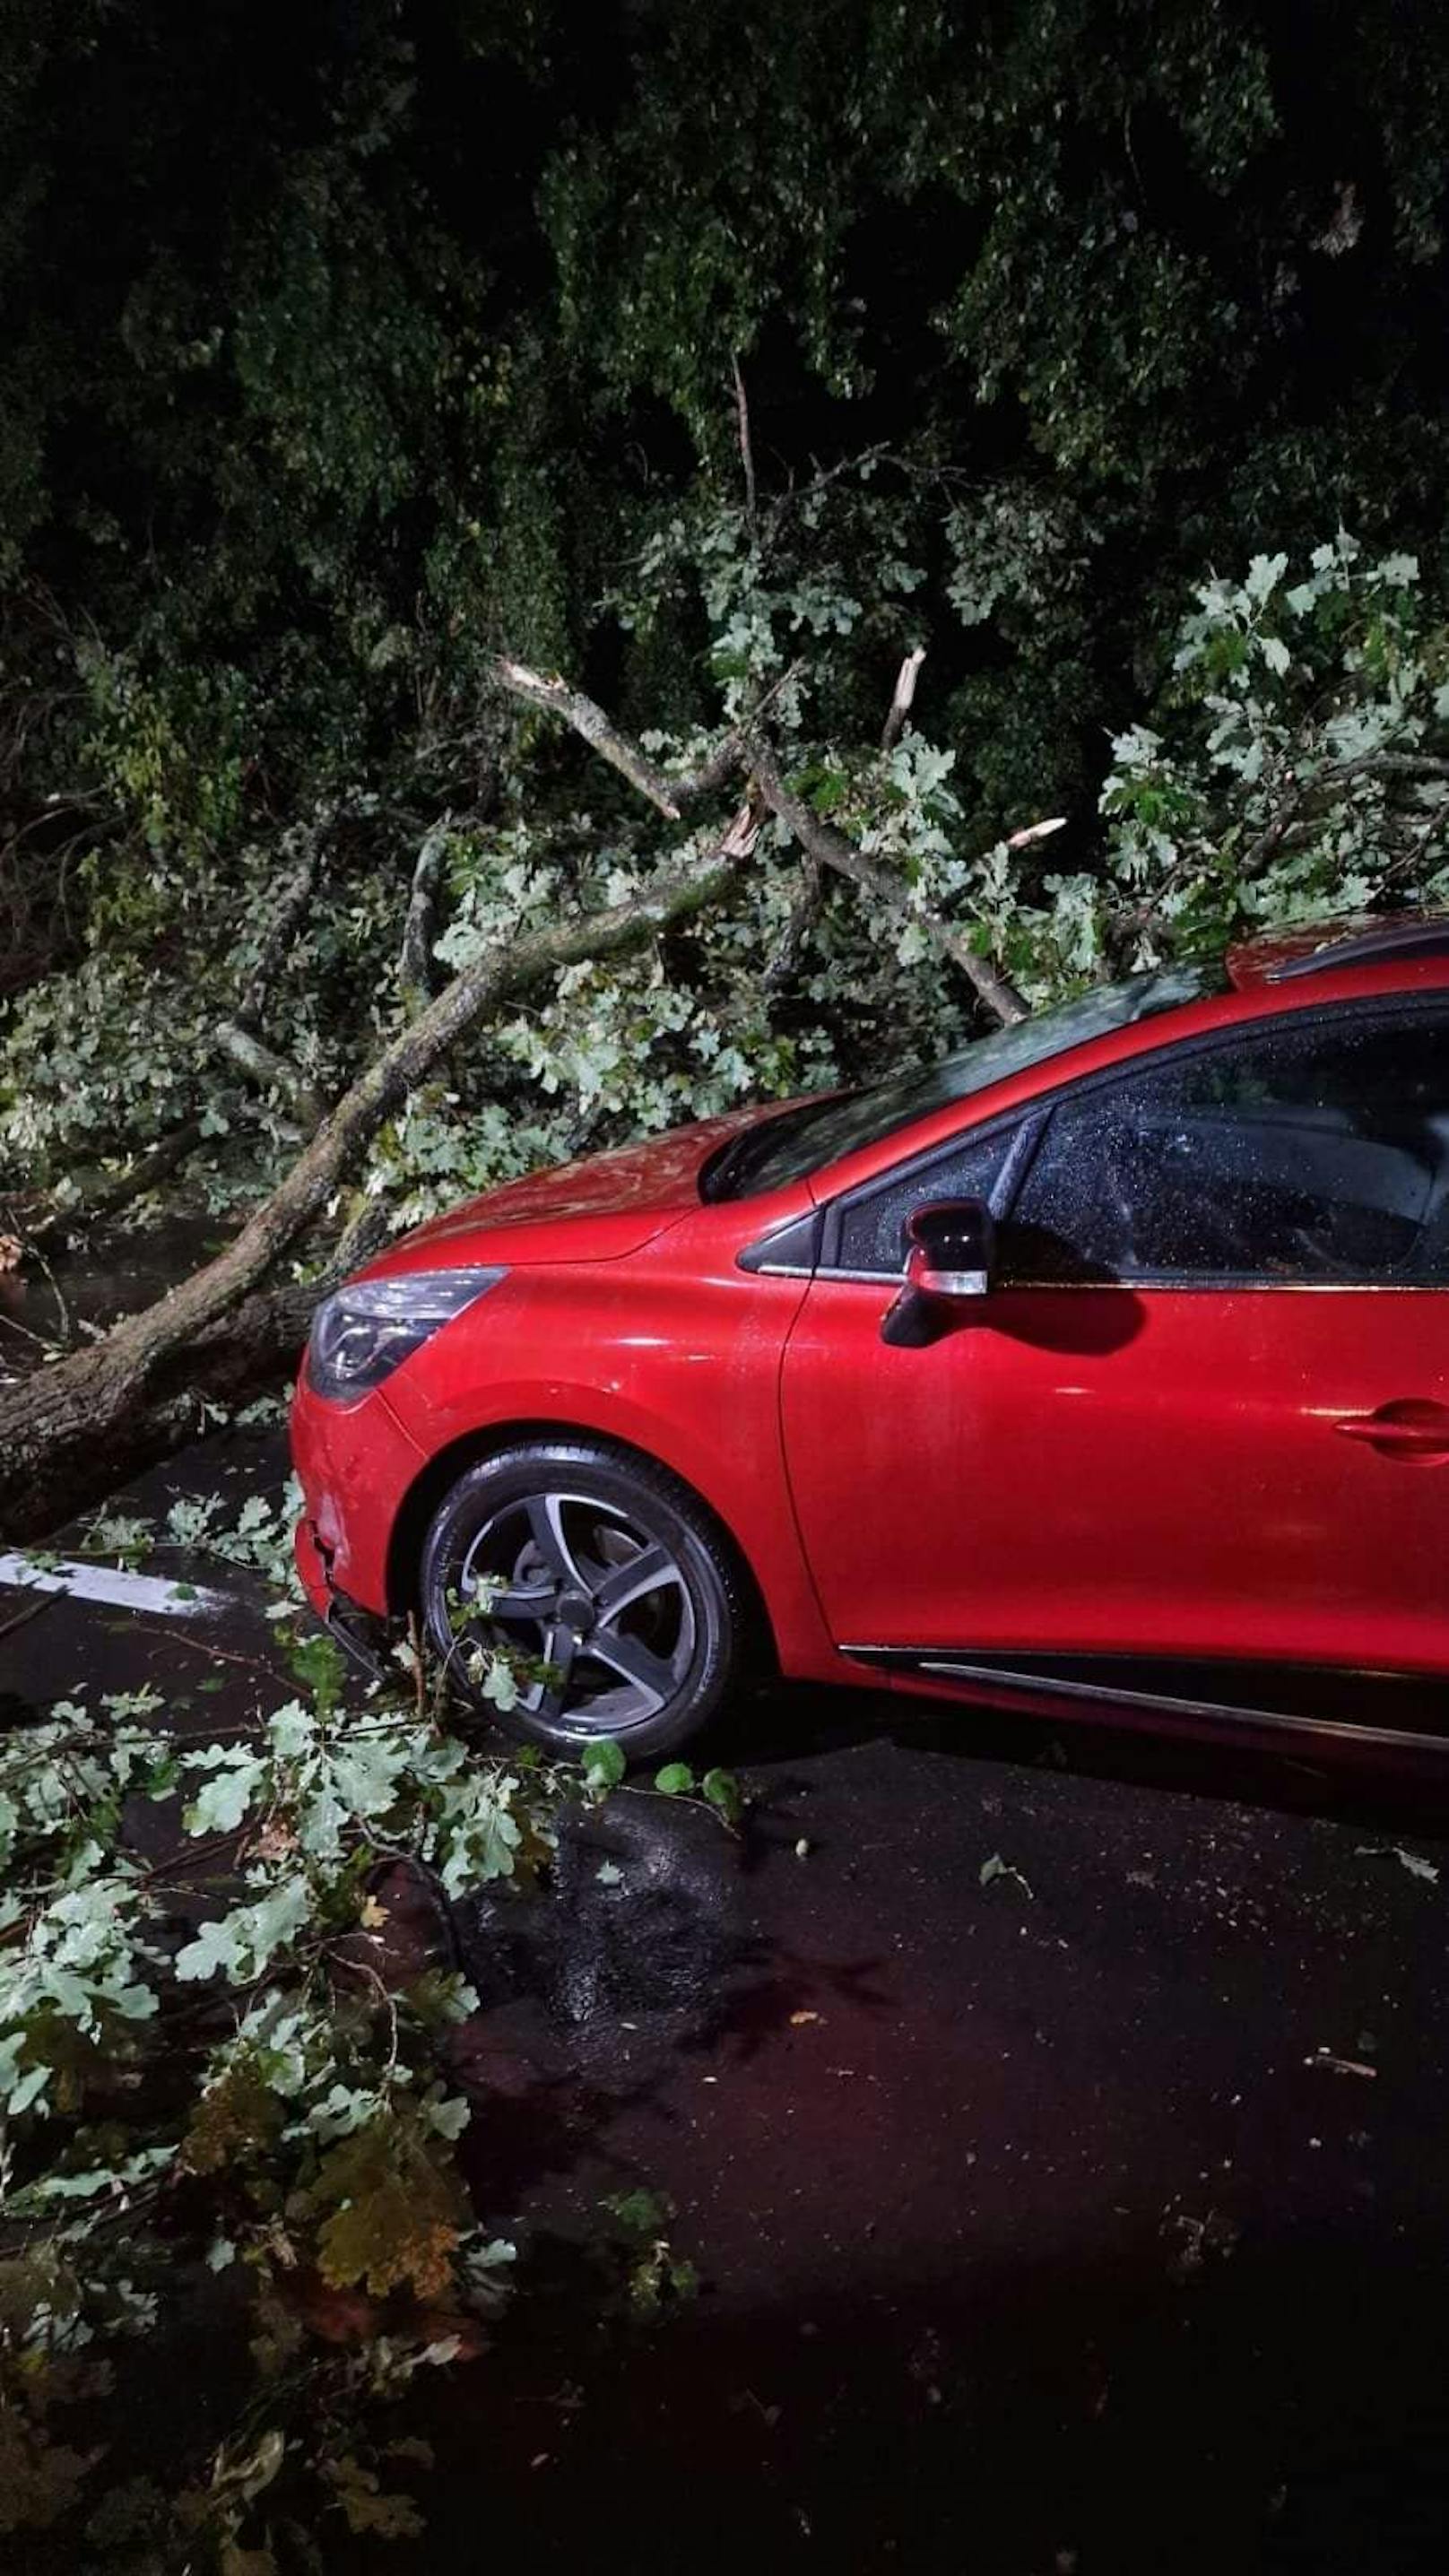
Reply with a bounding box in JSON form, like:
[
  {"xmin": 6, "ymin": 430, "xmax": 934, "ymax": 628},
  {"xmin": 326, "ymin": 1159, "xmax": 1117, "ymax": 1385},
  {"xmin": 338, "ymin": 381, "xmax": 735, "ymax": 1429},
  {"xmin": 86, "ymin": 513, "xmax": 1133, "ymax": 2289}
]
[
  {"xmin": 213, "ymin": 1022, "xmax": 325, "ymax": 1129},
  {"xmin": 492, "ymin": 649, "xmax": 1027, "ymax": 1020},
  {"xmin": 492, "ymin": 659, "xmax": 745, "ymax": 818},
  {"xmin": 1347, "ymin": 753, "xmax": 1449, "ymax": 782},
  {"xmin": 746, "ymin": 742, "xmax": 1028, "ymax": 1026}
]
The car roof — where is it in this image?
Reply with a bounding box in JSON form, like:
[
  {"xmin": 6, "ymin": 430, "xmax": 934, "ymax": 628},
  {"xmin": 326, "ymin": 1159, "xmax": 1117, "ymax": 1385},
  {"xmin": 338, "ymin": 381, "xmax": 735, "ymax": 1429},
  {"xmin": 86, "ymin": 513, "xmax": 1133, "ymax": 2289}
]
[{"xmin": 1225, "ymin": 910, "xmax": 1449, "ymax": 988}]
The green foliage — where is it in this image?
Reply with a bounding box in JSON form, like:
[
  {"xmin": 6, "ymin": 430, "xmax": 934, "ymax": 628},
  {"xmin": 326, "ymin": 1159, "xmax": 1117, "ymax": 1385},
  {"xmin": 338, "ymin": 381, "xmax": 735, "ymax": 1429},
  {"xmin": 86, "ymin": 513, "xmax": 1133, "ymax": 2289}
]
[
  {"xmin": 580, "ymin": 1739, "xmax": 627, "ymax": 1794},
  {"xmin": 0, "ymin": 1574, "xmax": 694, "ymax": 2563},
  {"xmin": 1, "ymin": 1, "xmax": 1447, "ymax": 1249},
  {"xmin": 597, "ymin": 2188, "xmax": 699, "ymax": 2316},
  {"xmin": 879, "ymin": 533, "xmax": 1449, "ymax": 1006},
  {"xmin": 651, "ymin": 1760, "xmax": 744, "ymax": 1826}
]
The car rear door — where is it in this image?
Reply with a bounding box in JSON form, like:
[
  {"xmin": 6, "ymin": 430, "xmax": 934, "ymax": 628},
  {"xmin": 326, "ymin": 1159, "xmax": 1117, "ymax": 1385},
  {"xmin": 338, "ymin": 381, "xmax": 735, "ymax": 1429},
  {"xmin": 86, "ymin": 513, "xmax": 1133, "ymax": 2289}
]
[{"xmin": 780, "ymin": 996, "xmax": 1449, "ymax": 1713}]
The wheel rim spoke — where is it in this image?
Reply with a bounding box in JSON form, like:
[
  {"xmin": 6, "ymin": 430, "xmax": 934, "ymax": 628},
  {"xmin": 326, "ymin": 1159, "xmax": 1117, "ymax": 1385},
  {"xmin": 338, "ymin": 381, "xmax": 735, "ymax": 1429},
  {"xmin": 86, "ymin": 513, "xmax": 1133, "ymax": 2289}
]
[
  {"xmin": 523, "ymin": 1491, "xmax": 593, "ymax": 1592},
  {"xmin": 593, "ymin": 1540, "xmax": 678, "ymax": 1625},
  {"xmin": 537, "ymin": 1620, "xmax": 579, "ymax": 1719},
  {"xmin": 453, "ymin": 1487, "xmax": 695, "ymax": 1735},
  {"xmin": 487, "ymin": 1578, "xmax": 558, "ymax": 1622},
  {"xmin": 584, "ymin": 1625, "xmax": 677, "ymax": 1717}
]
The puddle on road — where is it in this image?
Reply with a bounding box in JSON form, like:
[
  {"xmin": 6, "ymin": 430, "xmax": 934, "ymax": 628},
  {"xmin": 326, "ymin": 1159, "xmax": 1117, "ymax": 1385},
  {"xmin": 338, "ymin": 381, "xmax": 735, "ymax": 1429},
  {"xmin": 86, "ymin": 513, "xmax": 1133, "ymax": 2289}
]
[{"xmin": 458, "ymin": 1791, "xmax": 758, "ymax": 2043}]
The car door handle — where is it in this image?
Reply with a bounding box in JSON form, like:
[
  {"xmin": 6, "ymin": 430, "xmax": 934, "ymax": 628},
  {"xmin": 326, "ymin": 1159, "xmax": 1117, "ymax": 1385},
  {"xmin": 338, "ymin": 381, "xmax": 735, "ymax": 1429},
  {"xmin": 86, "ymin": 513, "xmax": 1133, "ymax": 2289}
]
[{"xmin": 1332, "ymin": 1400, "xmax": 1449, "ymax": 1461}]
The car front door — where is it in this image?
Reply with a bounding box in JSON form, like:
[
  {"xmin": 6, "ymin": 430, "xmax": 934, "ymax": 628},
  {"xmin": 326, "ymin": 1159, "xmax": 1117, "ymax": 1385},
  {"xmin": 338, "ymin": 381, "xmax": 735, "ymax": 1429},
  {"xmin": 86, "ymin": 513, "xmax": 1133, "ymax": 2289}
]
[{"xmin": 780, "ymin": 998, "xmax": 1449, "ymax": 1714}]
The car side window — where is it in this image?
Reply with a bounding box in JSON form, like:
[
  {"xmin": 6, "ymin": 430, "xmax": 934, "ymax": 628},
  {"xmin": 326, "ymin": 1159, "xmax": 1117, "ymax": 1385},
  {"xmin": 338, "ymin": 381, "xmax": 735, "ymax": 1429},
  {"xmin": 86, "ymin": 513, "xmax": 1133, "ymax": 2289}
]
[
  {"xmin": 832, "ymin": 1127, "xmax": 1017, "ymax": 1276},
  {"xmin": 1002, "ymin": 1008, "xmax": 1449, "ymax": 1286}
]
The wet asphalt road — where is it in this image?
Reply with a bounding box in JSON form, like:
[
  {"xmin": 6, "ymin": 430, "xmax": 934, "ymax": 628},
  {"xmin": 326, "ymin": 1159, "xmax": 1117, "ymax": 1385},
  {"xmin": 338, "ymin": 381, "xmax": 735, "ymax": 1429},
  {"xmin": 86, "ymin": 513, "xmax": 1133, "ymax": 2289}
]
[{"xmin": 6, "ymin": 1428, "xmax": 1449, "ymax": 2572}]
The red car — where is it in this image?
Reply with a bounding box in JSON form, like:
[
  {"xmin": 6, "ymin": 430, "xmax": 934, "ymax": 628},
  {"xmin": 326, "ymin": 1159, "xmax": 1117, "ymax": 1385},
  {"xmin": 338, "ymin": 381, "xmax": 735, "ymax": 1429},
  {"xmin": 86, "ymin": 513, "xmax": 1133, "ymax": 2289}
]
[{"xmin": 292, "ymin": 915, "xmax": 1449, "ymax": 1760}]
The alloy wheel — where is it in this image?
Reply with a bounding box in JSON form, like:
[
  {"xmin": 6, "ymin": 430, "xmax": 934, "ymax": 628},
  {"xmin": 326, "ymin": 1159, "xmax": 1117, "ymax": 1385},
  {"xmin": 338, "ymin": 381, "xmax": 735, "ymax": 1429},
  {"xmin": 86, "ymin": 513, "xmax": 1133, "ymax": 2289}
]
[{"xmin": 456, "ymin": 1487, "xmax": 697, "ymax": 1739}]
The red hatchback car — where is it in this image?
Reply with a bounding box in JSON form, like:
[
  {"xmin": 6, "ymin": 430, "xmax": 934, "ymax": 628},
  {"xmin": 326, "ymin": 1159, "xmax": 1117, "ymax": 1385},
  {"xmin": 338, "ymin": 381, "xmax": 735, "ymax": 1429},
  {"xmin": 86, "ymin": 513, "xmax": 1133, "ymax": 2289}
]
[{"xmin": 292, "ymin": 915, "xmax": 1449, "ymax": 1760}]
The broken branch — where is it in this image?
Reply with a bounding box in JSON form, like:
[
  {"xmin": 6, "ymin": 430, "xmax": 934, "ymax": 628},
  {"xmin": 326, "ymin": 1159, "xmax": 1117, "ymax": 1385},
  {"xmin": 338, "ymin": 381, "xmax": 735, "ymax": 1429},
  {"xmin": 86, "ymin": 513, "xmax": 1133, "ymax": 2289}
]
[
  {"xmin": 400, "ymin": 816, "xmax": 450, "ymax": 1002},
  {"xmin": 213, "ymin": 1022, "xmax": 325, "ymax": 1131},
  {"xmin": 881, "ymin": 646, "xmax": 926, "ymax": 752},
  {"xmin": 492, "ymin": 661, "xmax": 738, "ymax": 820},
  {"xmin": 744, "ymin": 740, "xmax": 1028, "ymax": 1025}
]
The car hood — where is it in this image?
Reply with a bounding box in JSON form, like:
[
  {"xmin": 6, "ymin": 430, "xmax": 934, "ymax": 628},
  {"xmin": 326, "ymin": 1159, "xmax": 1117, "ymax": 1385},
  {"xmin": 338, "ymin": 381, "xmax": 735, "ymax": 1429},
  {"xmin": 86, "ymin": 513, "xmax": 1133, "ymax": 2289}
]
[{"xmin": 357, "ymin": 1100, "xmax": 796, "ymax": 1277}]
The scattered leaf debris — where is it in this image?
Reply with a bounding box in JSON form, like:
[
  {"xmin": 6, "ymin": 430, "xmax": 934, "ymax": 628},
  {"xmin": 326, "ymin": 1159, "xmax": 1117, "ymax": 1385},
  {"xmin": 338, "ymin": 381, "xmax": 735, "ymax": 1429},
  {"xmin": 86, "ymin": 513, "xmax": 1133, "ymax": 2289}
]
[
  {"xmin": 1355, "ymin": 1843, "xmax": 1440, "ymax": 1884},
  {"xmin": 979, "ymin": 1852, "xmax": 1034, "ymax": 1899},
  {"xmin": 1306, "ymin": 2048, "xmax": 1376, "ymax": 2079}
]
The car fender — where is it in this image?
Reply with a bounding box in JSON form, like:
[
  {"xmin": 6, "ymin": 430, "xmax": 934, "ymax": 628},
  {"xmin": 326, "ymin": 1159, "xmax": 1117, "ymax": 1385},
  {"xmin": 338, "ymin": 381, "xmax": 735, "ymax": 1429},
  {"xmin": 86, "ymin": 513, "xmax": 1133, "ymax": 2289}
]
[{"xmin": 378, "ymin": 1264, "xmax": 838, "ymax": 1677}]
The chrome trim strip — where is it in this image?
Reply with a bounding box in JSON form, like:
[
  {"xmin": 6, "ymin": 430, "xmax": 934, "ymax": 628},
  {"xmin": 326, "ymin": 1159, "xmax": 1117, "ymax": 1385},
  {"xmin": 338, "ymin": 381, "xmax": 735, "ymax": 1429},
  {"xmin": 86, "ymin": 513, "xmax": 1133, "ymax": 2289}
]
[
  {"xmin": 998, "ymin": 1280, "xmax": 1449, "ymax": 1295},
  {"xmin": 915, "ymin": 1267, "xmax": 989, "ymax": 1297},
  {"xmin": 820, "ymin": 1276, "xmax": 1449, "ymax": 1294},
  {"xmin": 841, "ymin": 1646, "xmax": 1449, "ymax": 1756}
]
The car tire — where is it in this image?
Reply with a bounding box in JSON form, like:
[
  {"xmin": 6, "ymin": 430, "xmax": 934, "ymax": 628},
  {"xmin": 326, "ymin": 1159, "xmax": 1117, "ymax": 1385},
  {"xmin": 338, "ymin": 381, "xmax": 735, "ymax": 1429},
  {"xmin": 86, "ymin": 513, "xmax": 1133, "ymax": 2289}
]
[{"xmin": 419, "ymin": 1440, "xmax": 746, "ymax": 1759}]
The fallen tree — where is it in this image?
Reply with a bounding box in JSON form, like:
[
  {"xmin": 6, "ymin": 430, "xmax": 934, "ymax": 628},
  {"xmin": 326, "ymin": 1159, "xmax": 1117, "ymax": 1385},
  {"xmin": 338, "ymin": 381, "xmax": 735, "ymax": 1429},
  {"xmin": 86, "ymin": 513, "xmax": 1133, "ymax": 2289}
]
[
  {"xmin": 4, "ymin": 530, "xmax": 1446, "ymax": 1540},
  {"xmin": 0, "ymin": 629, "xmax": 1053, "ymax": 1534},
  {"xmin": 0, "ymin": 795, "xmax": 760, "ymax": 1532}
]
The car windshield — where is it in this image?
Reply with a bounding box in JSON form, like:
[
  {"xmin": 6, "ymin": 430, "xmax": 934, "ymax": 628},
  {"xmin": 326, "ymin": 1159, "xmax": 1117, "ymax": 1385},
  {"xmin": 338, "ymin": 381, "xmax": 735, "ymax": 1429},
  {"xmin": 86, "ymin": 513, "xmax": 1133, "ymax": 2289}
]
[{"xmin": 702, "ymin": 965, "xmax": 1223, "ymax": 1200}]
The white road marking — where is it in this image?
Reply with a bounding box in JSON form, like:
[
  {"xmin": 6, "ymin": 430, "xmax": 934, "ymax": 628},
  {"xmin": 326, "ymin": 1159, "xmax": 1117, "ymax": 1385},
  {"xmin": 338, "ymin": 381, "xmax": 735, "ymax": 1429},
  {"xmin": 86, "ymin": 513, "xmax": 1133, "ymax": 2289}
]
[{"xmin": 0, "ymin": 1553, "xmax": 232, "ymax": 1618}]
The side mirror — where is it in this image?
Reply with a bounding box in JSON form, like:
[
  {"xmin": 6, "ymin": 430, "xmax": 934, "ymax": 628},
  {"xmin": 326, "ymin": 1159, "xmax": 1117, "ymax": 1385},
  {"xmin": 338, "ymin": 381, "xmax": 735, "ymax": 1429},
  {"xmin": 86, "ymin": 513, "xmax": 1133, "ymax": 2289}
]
[
  {"xmin": 881, "ymin": 1198, "xmax": 996, "ymax": 1347},
  {"xmin": 905, "ymin": 1197, "xmax": 996, "ymax": 1300}
]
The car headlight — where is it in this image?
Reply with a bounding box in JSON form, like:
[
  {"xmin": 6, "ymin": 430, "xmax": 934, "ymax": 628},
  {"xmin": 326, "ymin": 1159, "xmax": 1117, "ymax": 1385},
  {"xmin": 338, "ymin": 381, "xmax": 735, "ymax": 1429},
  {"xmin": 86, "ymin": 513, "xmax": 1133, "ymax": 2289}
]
[{"xmin": 307, "ymin": 1267, "xmax": 506, "ymax": 1403}]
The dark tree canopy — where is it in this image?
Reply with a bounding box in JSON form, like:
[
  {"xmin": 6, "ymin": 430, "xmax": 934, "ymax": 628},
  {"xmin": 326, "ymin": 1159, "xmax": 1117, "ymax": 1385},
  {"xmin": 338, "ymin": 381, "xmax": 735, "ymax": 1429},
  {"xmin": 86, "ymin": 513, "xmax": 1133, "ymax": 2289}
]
[{"xmin": 1, "ymin": 0, "xmax": 1447, "ymax": 1215}]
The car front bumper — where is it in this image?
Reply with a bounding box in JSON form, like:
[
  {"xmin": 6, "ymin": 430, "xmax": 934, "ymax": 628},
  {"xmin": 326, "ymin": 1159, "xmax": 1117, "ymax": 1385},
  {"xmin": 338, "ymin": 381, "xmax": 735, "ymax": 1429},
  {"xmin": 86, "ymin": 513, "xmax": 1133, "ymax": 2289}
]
[{"xmin": 290, "ymin": 1358, "xmax": 430, "ymax": 1620}]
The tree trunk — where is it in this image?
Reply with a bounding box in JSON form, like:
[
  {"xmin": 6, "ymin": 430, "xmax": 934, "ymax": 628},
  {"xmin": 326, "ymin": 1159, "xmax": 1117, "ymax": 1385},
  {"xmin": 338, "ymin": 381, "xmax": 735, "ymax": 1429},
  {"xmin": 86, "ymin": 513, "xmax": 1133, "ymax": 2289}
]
[{"xmin": 1, "ymin": 1282, "xmax": 317, "ymax": 1540}]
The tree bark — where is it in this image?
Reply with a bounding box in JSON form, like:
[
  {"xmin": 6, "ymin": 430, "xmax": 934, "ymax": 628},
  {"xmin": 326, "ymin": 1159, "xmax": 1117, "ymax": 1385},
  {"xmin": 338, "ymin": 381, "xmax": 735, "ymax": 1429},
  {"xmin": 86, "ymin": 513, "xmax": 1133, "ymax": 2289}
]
[
  {"xmin": 0, "ymin": 834, "xmax": 749, "ymax": 1535},
  {"xmin": 213, "ymin": 1021, "xmax": 325, "ymax": 1130},
  {"xmin": 47, "ymin": 1280, "xmax": 320, "ymax": 1530}
]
